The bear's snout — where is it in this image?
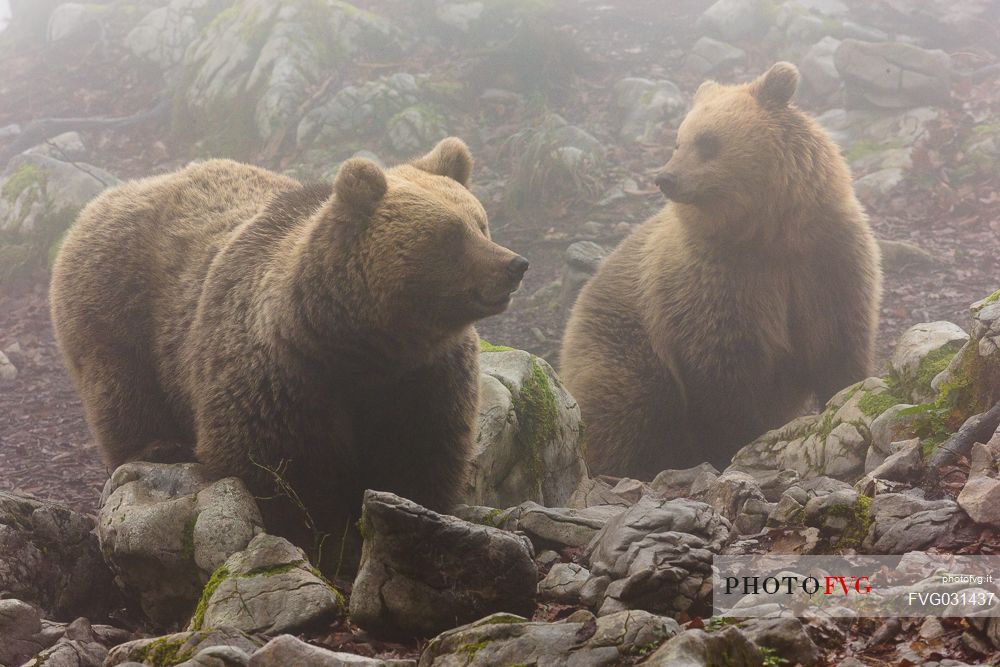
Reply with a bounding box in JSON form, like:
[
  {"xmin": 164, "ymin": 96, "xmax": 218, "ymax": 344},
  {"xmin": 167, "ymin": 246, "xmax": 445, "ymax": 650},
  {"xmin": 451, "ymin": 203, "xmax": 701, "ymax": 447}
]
[
  {"xmin": 655, "ymin": 171, "xmax": 679, "ymax": 198},
  {"xmin": 507, "ymin": 256, "xmax": 529, "ymax": 281}
]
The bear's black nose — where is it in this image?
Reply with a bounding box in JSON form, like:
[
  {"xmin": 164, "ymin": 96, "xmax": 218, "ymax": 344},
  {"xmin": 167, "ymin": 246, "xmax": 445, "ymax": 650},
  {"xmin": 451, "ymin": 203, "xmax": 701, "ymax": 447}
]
[
  {"xmin": 655, "ymin": 172, "xmax": 678, "ymax": 197},
  {"xmin": 507, "ymin": 256, "xmax": 530, "ymax": 279}
]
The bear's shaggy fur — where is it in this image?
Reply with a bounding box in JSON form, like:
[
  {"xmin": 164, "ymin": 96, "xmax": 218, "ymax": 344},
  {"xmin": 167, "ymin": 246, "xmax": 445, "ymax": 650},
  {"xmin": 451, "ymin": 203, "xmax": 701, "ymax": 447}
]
[
  {"xmin": 560, "ymin": 63, "xmax": 882, "ymax": 477},
  {"xmin": 50, "ymin": 138, "xmax": 528, "ymax": 568}
]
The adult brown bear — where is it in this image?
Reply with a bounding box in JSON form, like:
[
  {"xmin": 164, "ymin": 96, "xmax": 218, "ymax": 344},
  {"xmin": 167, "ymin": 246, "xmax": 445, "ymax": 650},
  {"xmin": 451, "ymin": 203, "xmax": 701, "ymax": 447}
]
[
  {"xmin": 560, "ymin": 63, "xmax": 882, "ymax": 478},
  {"xmin": 51, "ymin": 138, "xmax": 528, "ymax": 569}
]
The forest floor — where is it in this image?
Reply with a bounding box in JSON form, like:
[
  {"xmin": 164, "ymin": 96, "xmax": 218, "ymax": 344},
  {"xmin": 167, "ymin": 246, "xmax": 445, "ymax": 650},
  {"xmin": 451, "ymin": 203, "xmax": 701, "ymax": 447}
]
[{"xmin": 1, "ymin": 0, "xmax": 998, "ymax": 519}]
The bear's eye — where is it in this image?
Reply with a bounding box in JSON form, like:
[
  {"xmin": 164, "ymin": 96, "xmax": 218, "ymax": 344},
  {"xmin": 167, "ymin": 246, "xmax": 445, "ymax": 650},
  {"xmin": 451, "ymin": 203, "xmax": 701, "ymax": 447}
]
[{"xmin": 695, "ymin": 133, "xmax": 720, "ymax": 161}]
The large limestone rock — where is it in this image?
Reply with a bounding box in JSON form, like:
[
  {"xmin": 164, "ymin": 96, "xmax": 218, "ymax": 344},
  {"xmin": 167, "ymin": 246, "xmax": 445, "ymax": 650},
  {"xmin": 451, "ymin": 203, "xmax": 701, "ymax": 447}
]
[
  {"xmin": 465, "ymin": 348, "xmax": 587, "ymax": 508},
  {"xmin": 0, "ymin": 153, "xmax": 117, "ymax": 280},
  {"xmin": 189, "ymin": 534, "xmax": 344, "ymax": 634},
  {"xmin": 889, "ymin": 321, "xmax": 969, "ymax": 403},
  {"xmin": 641, "ymin": 626, "xmax": 762, "ymax": 666},
  {"xmin": 612, "ymin": 77, "xmax": 685, "ymax": 144},
  {"xmin": 863, "ymin": 494, "xmax": 976, "ymax": 553},
  {"xmin": 104, "ymin": 627, "xmax": 265, "ymax": 666},
  {"xmin": 417, "ymin": 610, "xmax": 679, "ymax": 666},
  {"xmin": 125, "ymin": 0, "xmax": 230, "ymax": 71},
  {"xmin": 349, "ymin": 491, "xmax": 537, "ymax": 637},
  {"xmin": 0, "ymin": 493, "xmax": 119, "ymax": 621},
  {"xmin": 834, "ymin": 39, "xmax": 952, "ymax": 108},
  {"xmin": 583, "ymin": 497, "xmax": 730, "ymax": 617},
  {"xmin": 251, "ymin": 635, "xmax": 416, "ymax": 666},
  {"xmin": 98, "ymin": 462, "xmax": 264, "ymax": 628}
]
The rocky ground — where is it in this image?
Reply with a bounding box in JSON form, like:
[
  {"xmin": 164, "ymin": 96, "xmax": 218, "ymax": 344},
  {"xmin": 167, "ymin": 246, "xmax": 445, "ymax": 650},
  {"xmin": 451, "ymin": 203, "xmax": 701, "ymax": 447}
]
[{"xmin": 1, "ymin": 0, "xmax": 1000, "ymax": 665}]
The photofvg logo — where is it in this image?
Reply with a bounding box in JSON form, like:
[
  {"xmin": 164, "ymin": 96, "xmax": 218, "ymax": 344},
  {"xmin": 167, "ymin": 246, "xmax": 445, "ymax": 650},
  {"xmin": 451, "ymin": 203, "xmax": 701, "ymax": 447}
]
[{"xmin": 713, "ymin": 555, "xmax": 1000, "ymax": 618}]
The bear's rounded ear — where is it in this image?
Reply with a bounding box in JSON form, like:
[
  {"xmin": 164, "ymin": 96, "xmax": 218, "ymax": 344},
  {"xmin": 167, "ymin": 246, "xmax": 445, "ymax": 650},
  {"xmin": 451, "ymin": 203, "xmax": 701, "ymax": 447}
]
[
  {"xmin": 411, "ymin": 136, "xmax": 473, "ymax": 186},
  {"xmin": 751, "ymin": 62, "xmax": 800, "ymax": 109},
  {"xmin": 694, "ymin": 79, "xmax": 720, "ymax": 102},
  {"xmin": 333, "ymin": 158, "xmax": 387, "ymax": 215}
]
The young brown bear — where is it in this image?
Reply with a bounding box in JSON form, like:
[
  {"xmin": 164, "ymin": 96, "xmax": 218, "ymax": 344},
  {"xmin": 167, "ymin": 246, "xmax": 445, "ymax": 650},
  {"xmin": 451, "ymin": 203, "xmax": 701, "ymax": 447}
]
[
  {"xmin": 50, "ymin": 138, "xmax": 528, "ymax": 569},
  {"xmin": 560, "ymin": 63, "xmax": 881, "ymax": 478}
]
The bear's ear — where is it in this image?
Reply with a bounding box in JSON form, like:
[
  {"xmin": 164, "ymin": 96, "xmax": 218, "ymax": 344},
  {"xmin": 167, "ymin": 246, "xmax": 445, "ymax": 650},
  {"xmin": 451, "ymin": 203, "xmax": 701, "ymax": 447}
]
[
  {"xmin": 333, "ymin": 158, "xmax": 387, "ymax": 215},
  {"xmin": 411, "ymin": 136, "xmax": 473, "ymax": 186},
  {"xmin": 694, "ymin": 79, "xmax": 720, "ymax": 102},
  {"xmin": 751, "ymin": 62, "xmax": 800, "ymax": 109}
]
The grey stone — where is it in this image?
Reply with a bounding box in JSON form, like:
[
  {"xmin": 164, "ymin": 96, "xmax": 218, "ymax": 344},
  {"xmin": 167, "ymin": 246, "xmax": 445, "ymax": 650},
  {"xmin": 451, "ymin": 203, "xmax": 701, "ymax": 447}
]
[
  {"xmin": 466, "ymin": 349, "xmax": 587, "ymax": 508},
  {"xmin": 612, "ymin": 77, "xmax": 685, "ymax": 144},
  {"xmin": 803, "ymin": 489, "xmax": 867, "ymax": 546},
  {"xmin": 249, "ymin": 634, "xmax": 414, "ymax": 666},
  {"xmin": 834, "ymin": 39, "xmax": 952, "ymax": 108},
  {"xmin": 568, "ymin": 477, "xmax": 637, "ymax": 509},
  {"xmin": 863, "ymin": 438, "xmax": 923, "ymax": 483},
  {"xmin": 864, "ymin": 493, "xmax": 975, "ymax": 553},
  {"xmin": 854, "ymin": 167, "xmax": 904, "ymax": 199},
  {"xmin": 958, "ymin": 475, "xmax": 1000, "ymax": 526},
  {"xmin": 537, "ymin": 562, "xmax": 591, "ymax": 603},
  {"xmin": 561, "ymin": 241, "xmax": 606, "ymax": 311},
  {"xmin": 685, "ymin": 37, "xmax": 746, "ymax": 76},
  {"xmin": 697, "ymin": 0, "xmax": 773, "ymax": 41},
  {"xmin": 800, "ymin": 36, "xmax": 843, "ymax": 100},
  {"xmin": 0, "ymin": 350, "xmax": 16, "ymax": 382},
  {"xmin": 386, "ymin": 106, "xmax": 448, "ymax": 156},
  {"xmin": 105, "ymin": 628, "xmax": 265, "ymax": 666},
  {"xmin": 417, "ymin": 610, "xmax": 679, "ymax": 666},
  {"xmin": 512, "ymin": 502, "xmax": 624, "ymax": 549},
  {"xmin": 190, "ymin": 534, "xmax": 344, "ymax": 634},
  {"xmin": 98, "ymin": 462, "xmax": 263, "ymax": 628},
  {"xmin": 867, "ymin": 404, "xmax": 921, "ymax": 472},
  {"xmin": 642, "ymin": 626, "xmax": 762, "ymax": 666},
  {"xmin": 650, "ymin": 463, "xmax": 720, "ymax": 500},
  {"xmin": 889, "ymin": 321, "xmax": 969, "ymax": 402},
  {"xmin": 349, "ymin": 491, "xmax": 537, "ymax": 637},
  {"xmin": 699, "ymin": 471, "xmax": 771, "ymax": 535},
  {"xmin": 767, "ymin": 493, "xmax": 806, "ymax": 527},
  {"xmin": 46, "ymin": 3, "xmax": 101, "ymax": 42},
  {"xmin": 21, "ymin": 617, "xmax": 108, "ymax": 667},
  {"xmin": 126, "ymin": 0, "xmax": 229, "ymax": 71},
  {"xmin": 0, "ymin": 599, "xmax": 52, "ymax": 666},
  {"xmin": 739, "ymin": 617, "xmax": 820, "ymax": 666},
  {"xmin": 584, "ymin": 497, "xmax": 729, "ymax": 617},
  {"xmin": 0, "ymin": 493, "xmax": 118, "ymax": 622}
]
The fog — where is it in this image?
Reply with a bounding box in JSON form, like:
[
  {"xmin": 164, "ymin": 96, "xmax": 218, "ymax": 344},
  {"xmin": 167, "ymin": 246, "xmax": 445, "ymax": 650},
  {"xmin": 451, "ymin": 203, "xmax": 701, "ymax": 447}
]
[{"xmin": 0, "ymin": 1, "xmax": 999, "ymax": 663}]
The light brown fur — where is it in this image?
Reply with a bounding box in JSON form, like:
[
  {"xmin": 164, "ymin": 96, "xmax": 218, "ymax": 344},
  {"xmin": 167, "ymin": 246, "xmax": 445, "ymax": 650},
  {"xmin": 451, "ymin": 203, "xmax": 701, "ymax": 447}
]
[
  {"xmin": 50, "ymin": 138, "xmax": 527, "ymax": 570},
  {"xmin": 560, "ymin": 63, "xmax": 882, "ymax": 477}
]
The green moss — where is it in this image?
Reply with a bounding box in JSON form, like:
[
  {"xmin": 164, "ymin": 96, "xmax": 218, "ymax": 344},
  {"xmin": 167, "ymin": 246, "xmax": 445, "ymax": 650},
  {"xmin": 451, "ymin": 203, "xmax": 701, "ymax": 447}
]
[
  {"xmin": 980, "ymin": 289, "xmax": 1000, "ymax": 308},
  {"xmin": 842, "ymin": 137, "xmax": 906, "ymax": 163},
  {"xmin": 480, "ymin": 340, "xmax": 515, "ymax": 353},
  {"xmin": 190, "ymin": 564, "xmax": 230, "ymax": 631},
  {"xmin": 1, "ymin": 163, "xmax": 45, "ymax": 202},
  {"xmin": 460, "ymin": 639, "xmax": 491, "ymax": 660},
  {"xmin": 826, "ymin": 494, "xmax": 873, "ymax": 551},
  {"xmin": 478, "ymin": 508, "xmax": 506, "ymax": 528},
  {"xmin": 915, "ymin": 346, "xmax": 959, "ymax": 391},
  {"xmin": 857, "ymin": 391, "xmax": 903, "ymax": 418},
  {"xmin": 139, "ymin": 636, "xmax": 195, "ymax": 667},
  {"xmin": 478, "ymin": 613, "xmax": 527, "ymax": 625},
  {"xmin": 816, "ymin": 408, "xmax": 837, "ymax": 441},
  {"xmin": 510, "ymin": 358, "xmax": 559, "ymax": 495},
  {"xmin": 760, "ymin": 645, "xmax": 790, "ymax": 667}
]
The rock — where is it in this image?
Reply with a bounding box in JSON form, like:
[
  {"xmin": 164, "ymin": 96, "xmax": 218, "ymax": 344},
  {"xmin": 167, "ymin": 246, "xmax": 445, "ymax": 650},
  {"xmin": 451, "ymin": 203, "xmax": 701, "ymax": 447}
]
[
  {"xmin": 249, "ymin": 635, "xmax": 414, "ymax": 666},
  {"xmin": 46, "ymin": 3, "xmax": 101, "ymax": 42},
  {"xmin": 349, "ymin": 491, "xmax": 537, "ymax": 637},
  {"xmin": 878, "ymin": 239, "xmax": 941, "ymax": 271},
  {"xmin": 834, "ymin": 39, "xmax": 952, "ymax": 108},
  {"xmin": 699, "ymin": 471, "xmax": 771, "ymax": 535},
  {"xmin": 866, "ymin": 404, "xmax": 921, "ymax": 471},
  {"xmin": 190, "ymin": 534, "xmax": 344, "ymax": 634},
  {"xmin": 0, "ymin": 599, "xmax": 49, "ymax": 666},
  {"xmin": 803, "ymin": 489, "xmax": 871, "ymax": 548},
  {"xmin": 864, "ymin": 493, "xmax": 976, "ymax": 553},
  {"xmin": 126, "ymin": 0, "xmax": 230, "ymax": 71},
  {"xmin": 862, "ymin": 437, "xmax": 923, "ymax": 483},
  {"xmin": 98, "ymin": 462, "xmax": 264, "ymax": 628},
  {"xmin": 561, "ymin": 241, "xmax": 607, "ymax": 311},
  {"xmin": 511, "ymin": 502, "xmax": 624, "ymax": 549},
  {"xmin": 684, "ymin": 37, "xmax": 746, "ymax": 76},
  {"xmin": 0, "ymin": 350, "xmax": 17, "ymax": 381},
  {"xmin": 385, "ymin": 106, "xmax": 448, "ymax": 156},
  {"xmin": 739, "ymin": 617, "xmax": 821, "ymax": 666},
  {"xmin": 568, "ymin": 477, "xmax": 637, "ymax": 508},
  {"xmin": 538, "ymin": 562, "xmax": 591, "ymax": 603},
  {"xmin": 466, "ymin": 348, "xmax": 587, "ymax": 508},
  {"xmin": 584, "ymin": 497, "xmax": 730, "ymax": 617},
  {"xmin": 800, "ymin": 36, "xmax": 843, "ymax": 101},
  {"xmin": 417, "ymin": 610, "xmax": 679, "ymax": 666},
  {"xmin": 889, "ymin": 321, "xmax": 969, "ymax": 402},
  {"xmin": 854, "ymin": 167, "xmax": 904, "ymax": 199},
  {"xmin": 650, "ymin": 463, "xmax": 721, "ymax": 500},
  {"xmin": 958, "ymin": 475, "xmax": 1000, "ymax": 526},
  {"xmin": 0, "ymin": 493, "xmax": 119, "ymax": 621},
  {"xmin": 0, "ymin": 153, "xmax": 118, "ymax": 279},
  {"xmin": 180, "ymin": 0, "xmax": 398, "ymax": 152},
  {"xmin": 612, "ymin": 77, "xmax": 685, "ymax": 144},
  {"xmin": 22, "ymin": 617, "xmax": 108, "ymax": 667},
  {"xmin": 767, "ymin": 492, "xmax": 806, "ymax": 527},
  {"xmin": 697, "ymin": 0, "xmax": 772, "ymax": 41},
  {"xmin": 105, "ymin": 627, "xmax": 265, "ymax": 667},
  {"xmin": 641, "ymin": 626, "xmax": 762, "ymax": 666}
]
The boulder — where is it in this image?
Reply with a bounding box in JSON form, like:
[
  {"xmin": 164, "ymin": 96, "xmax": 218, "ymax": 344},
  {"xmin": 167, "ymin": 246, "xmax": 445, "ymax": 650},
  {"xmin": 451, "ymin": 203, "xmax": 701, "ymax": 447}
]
[
  {"xmin": 612, "ymin": 78, "xmax": 685, "ymax": 144},
  {"xmin": 889, "ymin": 321, "xmax": 969, "ymax": 402},
  {"xmin": 0, "ymin": 350, "xmax": 17, "ymax": 382},
  {"xmin": 641, "ymin": 626, "xmax": 762, "ymax": 666},
  {"xmin": 125, "ymin": 0, "xmax": 230, "ymax": 71},
  {"xmin": 105, "ymin": 627, "xmax": 265, "ymax": 667},
  {"xmin": 189, "ymin": 534, "xmax": 344, "ymax": 634},
  {"xmin": 417, "ymin": 610, "xmax": 679, "ymax": 666},
  {"xmin": 509, "ymin": 502, "xmax": 624, "ymax": 549},
  {"xmin": 696, "ymin": 0, "xmax": 773, "ymax": 41},
  {"xmin": 0, "ymin": 493, "xmax": 119, "ymax": 621},
  {"xmin": 98, "ymin": 462, "xmax": 264, "ymax": 628},
  {"xmin": 863, "ymin": 493, "xmax": 976, "ymax": 553},
  {"xmin": 834, "ymin": 39, "xmax": 952, "ymax": 108},
  {"xmin": 466, "ymin": 348, "xmax": 587, "ymax": 508},
  {"xmin": 20, "ymin": 617, "xmax": 108, "ymax": 667},
  {"xmin": 560, "ymin": 241, "xmax": 607, "ymax": 311},
  {"xmin": 250, "ymin": 635, "xmax": 415, "ymax": 666},
  {"xmin": 684, "ymin": 37, "xmax": 746, "ymax": 77},
  {"xmin": 699, "ymin": 471, "xmax": 772, "ymax": 535},
  {"xmin": 349, "ymin": 491, "xmax": 537, "ymax": 637},
  {"xmin": 537, "ymin": 562, "xmax": 592, "ymax": 603}
]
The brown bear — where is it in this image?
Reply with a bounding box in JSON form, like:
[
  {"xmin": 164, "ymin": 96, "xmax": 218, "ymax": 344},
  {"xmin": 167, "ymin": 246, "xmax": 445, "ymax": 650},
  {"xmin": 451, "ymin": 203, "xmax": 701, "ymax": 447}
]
[
  {"xmin": 50, "ymin": 138, "xmax": 528, "ymax": 570},
  {"xmin": 560, "ymin": 63, "xmax": 882, "ymax": 478}
]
